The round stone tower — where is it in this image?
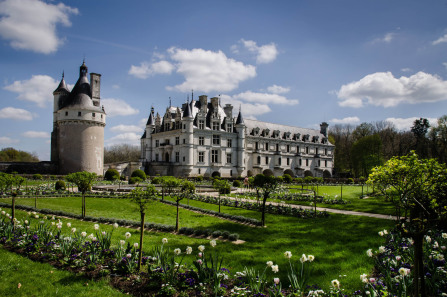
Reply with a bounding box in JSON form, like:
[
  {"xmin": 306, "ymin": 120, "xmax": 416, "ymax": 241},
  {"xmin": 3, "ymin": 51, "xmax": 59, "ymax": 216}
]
[{"xmin": 51, "ymin": 62, "xmax": 106, "ymax": 175}]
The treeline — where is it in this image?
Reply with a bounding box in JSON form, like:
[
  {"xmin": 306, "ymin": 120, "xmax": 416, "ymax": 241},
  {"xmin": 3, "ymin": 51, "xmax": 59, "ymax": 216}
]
[
  {"xmin": 328, "ymin": 115, "xmax": 447, "ymax": 178},
  {"xmin": 104, "ymin": 144, "xmax": 140, "ymax": 164},
  {"xmin": 0, "ymin": 147, "xmax": 39, "ymax": 162}
]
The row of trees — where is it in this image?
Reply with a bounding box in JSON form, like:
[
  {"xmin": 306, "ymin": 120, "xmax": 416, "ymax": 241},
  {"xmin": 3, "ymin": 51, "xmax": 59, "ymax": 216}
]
[
  {"xmin": 0, "ymin": 147, "xmax": 39, "ymax": 162},
  {"xmin": 329, "ymin": 115, "xmax": 447, "ymax": 178}
]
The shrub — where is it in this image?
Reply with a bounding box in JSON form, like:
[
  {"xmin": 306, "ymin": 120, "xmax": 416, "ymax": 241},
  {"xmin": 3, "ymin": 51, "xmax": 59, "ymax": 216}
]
[
  {"xmin": 232, "ymin": 180, "xmax": 242, "ymax": 187},
  {"xmin": 212, "ymin": 230, "xmax": 222, "ymax": 238},
  {"xmin": 33, "ymin": 174, "xmax": 42, "ymax": 180},
  {"xmin": 228, "ymin": 233, "xmax": 240, "ymax": 241},
  {"xmin": 131, "ymin": 169, "xmax": 146, "ymax": 180},
  {"xmin": 282, "ymin": 174, "xmax": 293, "ymax": 183},
  {"xmin": 222, "ymin": 231, "xmax": 230, "ymax": 239},
  {"xmin": 194, "ymin": 229, "xmax": 204, "ymax": 236},
  {"xmin": 195, "ymin": 175, "xmax": 203, "ymax": 182},
  {"xmin": 151, "ymin": 176, "xmax": 162, "ymax": 184},
  {"xmin": 129, "ymin": 177, "xmax": 142, "ymax": 184},
  {"xmin": 104, "ymin": 168, "xmax": 120, "ymax": 181},
  {"xmin": 55, "ymin": 180, "xmax": 66, "ymax": 191}
]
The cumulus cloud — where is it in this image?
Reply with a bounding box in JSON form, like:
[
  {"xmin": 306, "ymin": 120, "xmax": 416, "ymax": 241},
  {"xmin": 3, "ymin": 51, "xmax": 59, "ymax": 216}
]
[
  {"xmin": 433, "ymin": 33, "xmax": 447, "ymax": 45},
  {"xmin": 220, "ymin": 94, "xmax": 271, "ymax": 119},
  {"xmin": 329, "ymin": 116, "xmax": 361, "ymax": 124},
  {"xmin": 0, "ymin": 107, "xmax": 34, "ymax": 120},
  {"xmin": 106, "ymin": 133, "xmax": 141, "ymax": 146},
  {"xmin": 337, "ymin": 71, "xmax": 447, "ymax": 108},
  {"xmin": 240, "ymin": 39, "xmax": 278, "ymax": 64},
  {"xmin": 4, "ymin": 75, "xmax": 59, "ymax": 108},
  {"xmin": 232, "ymin": 91, "xmax": 298, "ymax": 105},
  {"xmin": 22, "ymin": 131, "xmax": 50, "ymax": 138},
  {"xmin": 386, "ymin": 117, "xmax": 438, "ymax": 131},
  {"xmin": 110, "ymin": 124, "xmax": 143, "ymax": 133},
  {"xmin": 267, "ymin": 84, "xmax": 290, "ymax": 94},
  {"xmin": 0, "ymin": 0, "xmax": 78, "ymax": 54},
  {"xmin": 101, "ymin": 98, "xmax": 139, "ymax": 117},
  {"xmin": 372, "ymin": 32, "xmax": 395, "ymax": 44},
  {"xmin": 0, "ymin": 136, "xmax": 19, "ymax": 145},
  {"xmin": 129, "ymin": 60, "xmax": 174, "ymax": 79},
  {"xmin": 167, "ymin": 47, "xmax": 256, "ymax": 93}
]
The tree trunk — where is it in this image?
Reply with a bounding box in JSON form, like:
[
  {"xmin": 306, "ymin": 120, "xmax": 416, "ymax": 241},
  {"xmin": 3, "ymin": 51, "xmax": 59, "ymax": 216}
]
[
  {"xmin": 175, "ymin": 200, "xmax": 179, "ymax": 232},
  {"xmin": 261, "ymin": 195, "xmax": 267, "ymax": 226},
  {"xmin": 138, "ymin": 211, "xmax": 145, "ymax": 272},
  {"xmin": 218, "ymin": 193, "xmax": 221, "ymax": 213},
  {"xmin": 82, "ymin": 193, "xmax": 85, "ymax": 218},
  {"xmin": 11, "ymin": 194, "xmax": 16, "ymax": 224}
]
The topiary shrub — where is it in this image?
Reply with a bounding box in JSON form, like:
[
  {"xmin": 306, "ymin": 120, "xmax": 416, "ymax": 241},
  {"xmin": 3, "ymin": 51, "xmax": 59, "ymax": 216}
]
[
  {"xmin": 212, "ymin": 230, "xmax": 222, "ymax": 238},
  {"xmin": 232, "ymin": 180, "xmax": 242, "ymax": 187},
  {"xmin": 129, "ymin": 177, "xmax": 142, "ymax": 184},
  {"xmin": 131, "ymin": 169, "xmax": 146, "ymax": 180},
  {"xmin": 33, "ymin": 174, "xmax": 42, "ymax": 180},
  {"xmin": 55, "ymin": 180, "xmax": 66, "ymax": 191},
  {"xmin": 104, "ymin": 168, "xmax": 120, "ymax": 181},
  {"xmin": 228, "ymin": 233, "xmax": 240, "ymax": 241},
  {"xmin": 283, "ymin": 174, "xmax": 293, "ymax": 183},
  {"xmin": 222, "ymin": 231, "xmax": 230, "ymax": 239}
]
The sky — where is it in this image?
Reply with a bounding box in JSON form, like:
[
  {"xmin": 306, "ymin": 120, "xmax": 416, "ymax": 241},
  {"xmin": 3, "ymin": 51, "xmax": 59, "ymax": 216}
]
[{"xmin": 1, "ymin": 0, "xmax": 447, "ymax": 161}]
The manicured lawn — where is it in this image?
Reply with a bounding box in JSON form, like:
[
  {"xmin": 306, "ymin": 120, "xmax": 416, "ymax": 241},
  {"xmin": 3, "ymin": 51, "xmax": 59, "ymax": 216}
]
[
  {"xmin": 0, "ymin": 247, "xmax": 125, "ymax": 297},
  {"xmin": 1, "ymin": 196, "xmax": 394, "ymax": 292}
]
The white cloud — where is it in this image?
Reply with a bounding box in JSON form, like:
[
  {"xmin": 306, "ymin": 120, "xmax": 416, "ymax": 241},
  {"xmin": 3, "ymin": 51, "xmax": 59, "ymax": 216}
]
[
  {"xmin": 372, "ymin": 32, "xmax": 395, "ymax": 44},
  {"xmin": 337, "ymin": 71, "xmax": 447, "ymax": 108},
  {"xmin": 433, "ymin": 33, "xmax": 447, "ymax": 45},
  {"xmin": 443, "ymin": 62, "xmax": 447, "ymax": 70},
  {"xmin": 22, "ymin": 131, "xmax": 50, "ymax": 138},
  {"xmin": 386, "ymin": 117, "xmax": 438, "ymax": 131},
  {"xmin": 105, "ymin": 133, "xmax": 141, "ymax": 146},
  {"xmin": 232, "ymin": 91, "xmax": 299, "ymax": 105},
  {"xmin": 329, "ymin": 116, "xmax": 361, "ymax": 124},
  {"xmin": 110, "ymin": 124, "xmax": 143, "ymax": 133},
  {"xmin": 240, "ymin": 39, "xmax": 278, "ymax": 64},
  {"xmin": 0, "ymin": 0, "xmax": 78, "ymax": 54},
  {"xmin": 4, "ymin": 75, "xmax": 59, "ymax": 107},
  {"xmin": 0, "ymin": 107, "xmax": 34, "ymax": 120},
  {"xmin": 0, "ymin": 136, "xmax": 19, "ymax": 145},
  {"xmin": 220, "ymin": 94, "xmax": 271, "ymax": 119},
  {"xmin": 128, "ymin": 60, "xmax": 174, "ymax": 79},
  {"xmin": 401, "ymin": 68, "xmax": 412, "ymax": 73},
  {"xmin": 266, "ymin": 84, "xmax": 290, "ymax": 94},
  {"xmin": 167, "ymin": 47, "xmax": 256, "ymax": 93},
  {"xmin": 101, "ymin": 98, "xmax": 139, "ymax": 117}
]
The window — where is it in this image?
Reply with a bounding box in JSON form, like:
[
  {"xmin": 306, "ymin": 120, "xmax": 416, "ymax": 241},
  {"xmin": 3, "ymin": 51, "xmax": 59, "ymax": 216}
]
[
  {"xmin": 276, "ymin": 144, "xmax": 280, "ymax": 152},
  {"xmin": 317, "ymin": 160, "xmax": 321, "ymax": 167},
  {"xmin": 175, "ymin": 152, "xmax": 180, "ymax": 162},
  {"xmin": 199, "ymin": 120, "xmax": 205, "ymax": 129},
  {"xmin": 165, "ymin": 123, "xmax": 170, "ymax": 131},
  {"xmin": 226, "ymin": 153, "xmax": 232, "ymax": 164},
  {"xmin": 183, "ymin": 156, "xmax": 185, "ymax": 162},
  {"xmin": 306, "ymin": 159, "xmax": 309, "ymax": 166},
  {"xmin": 155, "ymin": 140, "xmax": 159, "ymax": 147},
  {"xmin": 299, "ymin": 159, "xmax": 302, "ymax": 166},
  {"xmin": 213, "ymin": 135, "xmax": 220, "ymax": 145},
  {"xmin": 212, "ymin": 121, "xmax": 220, "ymax": 131},
  {"xmin": 183, "ymin": 139, "xmax": 186, "ymax": 144},
  {"xmin": 78, "ymin": 111, "xmax": 81, "ymax": 116},
  {"xmin": 278, "ymin": 157, "xmax": 281, "ymax": 165},
  {"xmin": 257, "ymin": 156, "xmax": 261, "ymax": 164},
  {"xmin": 287, "ymin": 145, "xmax": 290, "ymax": 152},
  {"xmin": 296, "ymin": 146, "xmax": 300, "ymax": 153},
  {"xmin": 325, "ymin": 148, "xmax": 328, "ymax": 155},
  {"xmin": 305, "ymin": 147, "xmax": 309, "ymax": 154},
  {"xmin": 226, "ymin": 124, "xmax": 232, "ymax": 132},
  {"xmin": 212, "ymin": 150, "xmax": 219, "ymax": 163},
  {"xmin": 199, "ymin": 136, "xmax": 204, "ymax": 146},
  {"xmin": 265, "ymin": 156, "xmax": 269, "ymax": 164},
  {"xmin": 325, "ymin": 160, "xmax": 327, "ymax": 167},
  {"xmin": 175, "ymin": 137, "xmax": 179, "ymax": 145},
  {"xmin": 92, "ymin": 113, "xmax": 95, "ymax": 117},
  {"xmin": 165, "ymin": 139, "xmax": 170, "ymax": 145},
  {"xmin": 65, "ymin": 111, "xmax": 68, "ymax": 116},
  {"xmin": 255, "ymin": 142, "xmax": 259, "ymax": 150},
  {"xmin": 265, "ymin": 143, "xmax": 269, "ymax": 151},
  {"xmin": 287, "ymin": 158, "xmax": 290, "ymax": 165},
  {"xmin": 101, "ymin": 115, "xmax": 103, "ymax": 119},
  {"xmin": 227, "ymin": 139, "xmax": 232, "ymax": 148},
  {"xmin": 198, "ymin": 152, "xmax": 204, "ymax": 163},
  {"xmin": 155, "ymin": 154, "xmax": 159, "ymax": 161}
]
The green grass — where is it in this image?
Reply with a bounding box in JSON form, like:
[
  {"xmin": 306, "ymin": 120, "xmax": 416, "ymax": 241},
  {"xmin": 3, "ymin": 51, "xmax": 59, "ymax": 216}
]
[
  {"xmin": 1, "ymin": 196, "xmax": 395, "ymax": 292},
  {"xmin": 0, "ymin": 247, "xmax": 125, "ymax": 297}
]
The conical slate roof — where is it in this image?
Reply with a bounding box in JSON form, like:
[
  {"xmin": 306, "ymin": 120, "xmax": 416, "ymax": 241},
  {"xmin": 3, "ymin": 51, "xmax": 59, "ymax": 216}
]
[{"xmin": 236, "ymin": 109, "xmax": 244, "ymax": 125}]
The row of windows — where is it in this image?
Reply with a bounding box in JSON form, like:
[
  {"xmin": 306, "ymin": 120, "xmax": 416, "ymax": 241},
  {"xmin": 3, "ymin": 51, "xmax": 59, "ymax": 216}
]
[
  {"xmin": 63, "ymin": 111, "xmax": 103, "ymax": 119},
  {"xmin": 155, "ymin": 136, "xmax": 233, "ymax": 147},
  {"xmin": 256, "ymin": 156, "xmax": 329, "ymax": 167},
  {"xmin": 200, "ymin": 150, "xmax": 232, "ymax": 164},
  {"xmin": 198, "ymin": 119, "xmax": 233, "ymax": 132},
  {"xmin": 255, "ymin": 142, "xmax": 329, "ymax": 155}
]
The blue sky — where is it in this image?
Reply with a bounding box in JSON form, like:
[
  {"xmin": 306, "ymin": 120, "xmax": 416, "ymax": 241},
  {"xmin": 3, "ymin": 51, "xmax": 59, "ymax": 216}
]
[{"xmin": 1, "ymin": 0, "xmax": 447, "ymax": 160}]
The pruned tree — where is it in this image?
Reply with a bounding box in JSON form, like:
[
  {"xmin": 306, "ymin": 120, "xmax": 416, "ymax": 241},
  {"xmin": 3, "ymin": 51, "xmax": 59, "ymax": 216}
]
[
  {"xmin": 65, "ymin": 171, "xmax": 97, "ymax": 218},
  {"xmin": 252, "ymin": 174, "xmax": 279, "ymax": 226},
  {"xmin": 368, "ymin": 152, "xmax": 447, "ymax": 296},
  {"xmin": 130, "ymin": 185, "xmax": 157, "ymax": 271},
  {"xmin": 212, "ymin": 178, "xmax": 231, "ymax": 213}
]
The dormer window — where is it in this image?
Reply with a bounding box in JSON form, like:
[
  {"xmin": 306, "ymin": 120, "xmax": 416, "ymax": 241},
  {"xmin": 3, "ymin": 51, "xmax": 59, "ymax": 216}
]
[
  {"xmin": 272, "ymin": 130, "xmax": 280, "ymax": 138},
  {"xmin": 199, "ymin": 119, "xmax": 205, "ymax": 129},
  {"xmin": 212, "ymin": 121, "xmax": 220, "ymax": 131},
  {"xmin": 253, "ymin": 127, "xmax": 260, "ymax": 135},
  {"xmin": 226, "ymin": 123, "xmax": 232, "ymax": 133},
  {"xmin": 284, "ymin": 132, "xmax": 291, "ymax": 139},
  {"xmin": 262, "ymin": 129, "xmax": 270, "ymax": 137},
  {"xmin": 294, "ymin": 133, "xmax": 301, "ymax": 140}
]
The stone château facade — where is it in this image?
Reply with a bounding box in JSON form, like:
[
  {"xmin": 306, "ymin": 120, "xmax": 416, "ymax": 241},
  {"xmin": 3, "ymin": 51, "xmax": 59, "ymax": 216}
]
[
  {"xmin": 51, "ymin": 62, "xmax": 106, "ymax": 175},
  {"xmin": 140, "ymin": 95, "xmax": 334, "ymax": 178}
]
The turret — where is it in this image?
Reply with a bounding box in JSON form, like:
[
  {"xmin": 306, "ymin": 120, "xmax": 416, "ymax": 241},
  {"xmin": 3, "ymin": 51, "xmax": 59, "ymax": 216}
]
[
  {"xmin": 235, "ymin": 107, "xmax": 246, "ymax": 176},
  {"xmin": 320, "ymin": 122, "xmax": 329, "ymax": 137},
  {"xmin": 90, "ymin": 73, "xmax": 101, "ymax": 107},
  {"xmin": 182, "ymin": 102, "xmax": 194, "ymax": 167}
]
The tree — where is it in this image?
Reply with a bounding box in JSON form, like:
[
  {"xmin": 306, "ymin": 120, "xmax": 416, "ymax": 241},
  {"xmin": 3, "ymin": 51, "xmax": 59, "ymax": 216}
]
[
  {"xmin": 212, "ymin": 179, "xmax": 231, "ymax": 213},
  {"xmin": 160, "ymin": 176, "xmax": 181, "ymax": 201},
  {"xmin": 104, "ymin": 144, "xmax": 140, "ymax": 163},
  {"xmin": 0, "ymin": 147, "xmax": 39, "ymax": 162},
  {"xmin": 169, "ymin": 178, "xmax": 192, "ymax": 233},
  {"xmin": 130, "ymin": 185, "xmax": 157, "ymax": 271},
  {"xmin": 368, "ymin": 152, "xmax": 447, "ymax": 296},
  {"xmin": 351, "ymin": 134, "xmax": 382, "ymax": 177},
  {"xmin": 429, "ymin": 115, "xmax": 447, "ymax": 164},
  {"xmin": 252, "ymin": 174, "xmax": 279, "ymax": 226},
  {"xmin": 131, "ymin": 169, "xmax": 146, "ymax": 181},
  {"xmin": 65, "ymin": 171, "xmax": 97, "ymax": 218},
  {"xmin": 411, "ymin": 118, "xmax": 430, "ymax": 158}
]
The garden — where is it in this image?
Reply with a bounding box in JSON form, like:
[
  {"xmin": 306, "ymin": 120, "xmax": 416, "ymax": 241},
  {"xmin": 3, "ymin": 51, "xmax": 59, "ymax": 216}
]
[{"xmin": 0, "ymin": 152, "xmax": 446, "ymax": 296}]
